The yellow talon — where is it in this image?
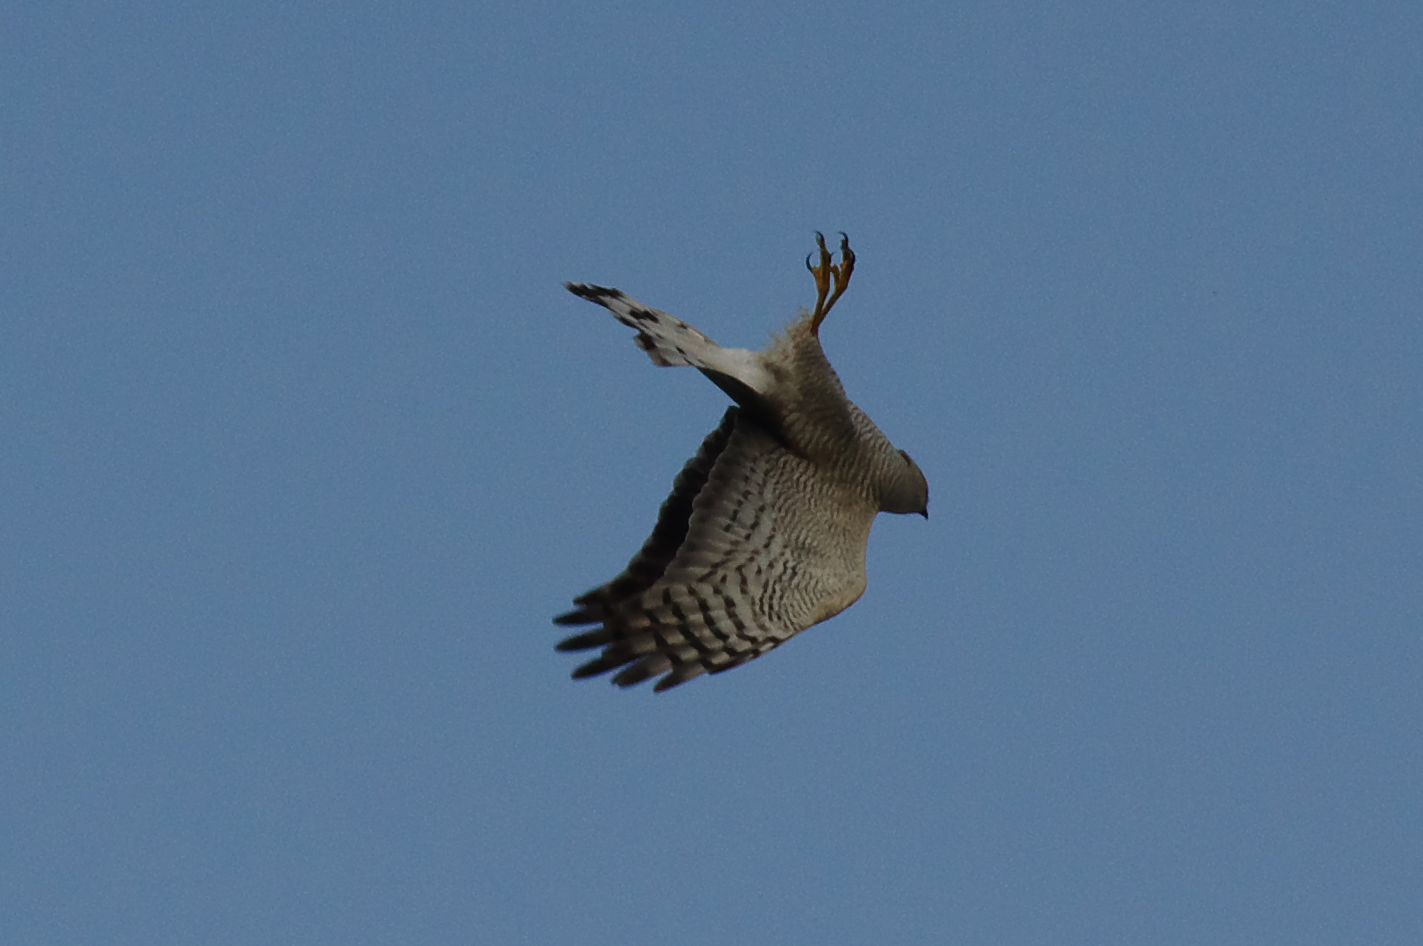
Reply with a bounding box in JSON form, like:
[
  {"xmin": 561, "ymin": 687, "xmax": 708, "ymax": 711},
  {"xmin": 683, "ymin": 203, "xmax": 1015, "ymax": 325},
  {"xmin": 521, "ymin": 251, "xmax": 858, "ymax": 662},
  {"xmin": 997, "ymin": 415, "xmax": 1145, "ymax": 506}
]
[{"xmin": 807, "ymin": 231, "xmax": 855, "ymax": 334}]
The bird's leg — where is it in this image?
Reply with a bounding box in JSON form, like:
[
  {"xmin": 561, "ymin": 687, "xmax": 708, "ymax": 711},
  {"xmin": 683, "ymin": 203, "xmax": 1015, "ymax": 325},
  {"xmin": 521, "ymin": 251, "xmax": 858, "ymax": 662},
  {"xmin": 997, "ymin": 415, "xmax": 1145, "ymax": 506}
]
[
  {"xmin": 806, "ymin": 232, "xmax": 834, "ymax": 322},
  {"xmin": 825, "ymin": 232, "xmax": 856, "ymax": 313},
  {"xmin": 805, "ymin": 232, "xmax": 856, "ymax": 334}
]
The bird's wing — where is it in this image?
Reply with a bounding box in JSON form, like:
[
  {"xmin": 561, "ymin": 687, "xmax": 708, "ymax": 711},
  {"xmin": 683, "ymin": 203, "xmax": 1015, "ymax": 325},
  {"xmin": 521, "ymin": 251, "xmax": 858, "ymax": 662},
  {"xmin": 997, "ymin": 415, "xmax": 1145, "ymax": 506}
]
[
  {"xmin": 554, "ymin": 409, "xmax": 738, "ymax": 623},
  {"xmin": 555, "ymin": 407, "xmax": 875, "ymax": 691}
]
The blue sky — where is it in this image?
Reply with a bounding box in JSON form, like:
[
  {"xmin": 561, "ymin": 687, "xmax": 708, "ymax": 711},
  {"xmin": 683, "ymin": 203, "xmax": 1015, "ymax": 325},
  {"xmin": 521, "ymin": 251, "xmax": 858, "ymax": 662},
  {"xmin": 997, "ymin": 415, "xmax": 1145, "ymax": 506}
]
[{"xmin": 4, "ymin": 1, "xmax": 1421, "ymax": 943}]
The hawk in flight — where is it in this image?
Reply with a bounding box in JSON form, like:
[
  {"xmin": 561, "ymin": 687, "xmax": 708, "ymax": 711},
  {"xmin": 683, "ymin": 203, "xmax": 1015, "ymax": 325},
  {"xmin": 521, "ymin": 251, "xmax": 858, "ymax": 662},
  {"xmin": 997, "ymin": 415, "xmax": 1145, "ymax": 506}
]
[{"xmin": 555, "ymin": 233, "xmax": 928, "ymax": 691}]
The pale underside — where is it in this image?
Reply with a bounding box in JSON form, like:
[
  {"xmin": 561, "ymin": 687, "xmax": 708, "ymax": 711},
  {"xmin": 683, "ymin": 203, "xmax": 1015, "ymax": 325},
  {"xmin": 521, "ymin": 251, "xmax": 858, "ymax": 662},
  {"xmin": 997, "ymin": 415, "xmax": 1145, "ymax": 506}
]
[{"xmin": 555, "ymin": 405, "xmax": 876, "ymax": 691}]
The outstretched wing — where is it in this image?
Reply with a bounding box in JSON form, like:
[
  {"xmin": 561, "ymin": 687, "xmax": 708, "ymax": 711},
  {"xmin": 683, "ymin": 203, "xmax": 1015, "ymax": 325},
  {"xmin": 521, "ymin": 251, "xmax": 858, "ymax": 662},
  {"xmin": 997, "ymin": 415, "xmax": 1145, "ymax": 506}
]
[
  {"xmin": 554, "ymin": 409, "xmax": 738, "ymax": 625},
  {"xmin": 555, "ymin": 407, "xmax": 876, "ymax": 691}
]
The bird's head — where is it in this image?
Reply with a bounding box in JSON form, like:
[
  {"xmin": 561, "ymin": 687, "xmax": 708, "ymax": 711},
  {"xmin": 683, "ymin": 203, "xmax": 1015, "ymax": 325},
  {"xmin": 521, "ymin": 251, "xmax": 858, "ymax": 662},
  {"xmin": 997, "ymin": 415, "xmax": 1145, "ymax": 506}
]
[{"xmin": 882, "ymin": 449, "xmax": 929, "ymax": 518}]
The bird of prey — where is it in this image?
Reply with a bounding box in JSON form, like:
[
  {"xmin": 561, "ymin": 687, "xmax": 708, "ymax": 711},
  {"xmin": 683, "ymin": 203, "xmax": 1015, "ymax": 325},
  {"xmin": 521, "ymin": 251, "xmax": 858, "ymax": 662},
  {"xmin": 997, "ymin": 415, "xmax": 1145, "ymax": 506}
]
[{"xmin": 555, "ymin": 233, "xmax": 928, "ymax": 691}]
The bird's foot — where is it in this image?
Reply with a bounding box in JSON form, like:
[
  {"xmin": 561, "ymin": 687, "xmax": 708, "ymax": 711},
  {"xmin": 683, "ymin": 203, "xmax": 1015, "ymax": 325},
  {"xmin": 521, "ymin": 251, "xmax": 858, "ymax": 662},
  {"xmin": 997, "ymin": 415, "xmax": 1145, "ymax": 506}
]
[{"xmin": 805, "ymin": 232, "xmax": 855, "ymax": 333}]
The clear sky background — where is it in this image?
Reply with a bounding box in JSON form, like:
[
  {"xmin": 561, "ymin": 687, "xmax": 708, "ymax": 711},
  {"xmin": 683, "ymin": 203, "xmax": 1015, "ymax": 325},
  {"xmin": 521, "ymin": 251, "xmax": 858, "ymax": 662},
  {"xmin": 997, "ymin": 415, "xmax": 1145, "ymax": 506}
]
[{"xmin": 4, "ymin": 2, "xmax": 1421, "ymax": 943}]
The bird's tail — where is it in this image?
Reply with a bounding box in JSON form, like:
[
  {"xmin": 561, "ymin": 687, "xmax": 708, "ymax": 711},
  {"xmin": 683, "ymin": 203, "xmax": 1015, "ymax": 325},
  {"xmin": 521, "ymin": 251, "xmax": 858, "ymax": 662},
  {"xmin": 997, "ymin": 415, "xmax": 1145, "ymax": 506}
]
[
  {"xmin": 563, "ymin": 283, "xmax": 722, "ymax": 369},
  {"xmin": 565, "ymin": 282, "xmax": 775, "ymax": 413}
]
